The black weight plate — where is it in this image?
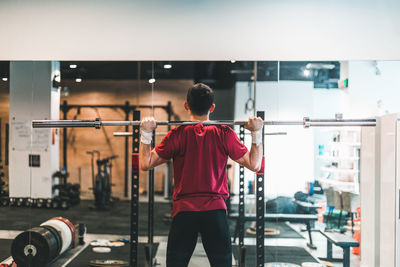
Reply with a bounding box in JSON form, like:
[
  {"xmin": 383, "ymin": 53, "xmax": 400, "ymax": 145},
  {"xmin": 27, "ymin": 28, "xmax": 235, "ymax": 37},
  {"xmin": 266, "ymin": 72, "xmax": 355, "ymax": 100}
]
[
  {"xmin": 11, "ymin": 227, "xmax": 59, "ymax": 267},
  {"xmin": 41, "ymin": 225, "xmax": 62, "ymax": 256}
]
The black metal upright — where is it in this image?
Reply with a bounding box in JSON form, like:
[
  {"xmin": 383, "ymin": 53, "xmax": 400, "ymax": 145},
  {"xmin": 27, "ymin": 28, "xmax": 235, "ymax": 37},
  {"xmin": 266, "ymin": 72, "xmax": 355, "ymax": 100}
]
[
  {"xmin": 62, "ymin": 101, "xmax": 68, "ymax": 170},
  {"xmin": 5, "ymin": 123, "xmax": 9, "ymax": 166},
  {"xmin": 166, "ymin": 101, "xmax": 173, "ymax": 199},
  {"xmin": 256, "ymin": 111, "xmax": 265, "ymax": 267},
  {"xmin": 130, "ymin": 110, "xmax": 140, "ymax": 267},
  {"xmin": 145, "ymin": 130, "xmax": 155, "ymax": 266},
  {"xmin": 124, "ymin": 101, "xmax": 130, "ymax": 198},
  {"xmin": 0, "ymin": 118, "xmax": 2, "ymax": 163},
  {"xmin": 238, "ymin": 125, "xmax": 246, "ymax": 267}
]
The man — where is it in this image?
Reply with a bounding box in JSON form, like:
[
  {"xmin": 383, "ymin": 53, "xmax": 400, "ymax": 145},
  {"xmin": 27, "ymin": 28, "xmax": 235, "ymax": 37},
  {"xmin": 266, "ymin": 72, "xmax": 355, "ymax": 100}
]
[{"xmin": 140, "ymin": 83, "xmax": 263, "ymax": 267}]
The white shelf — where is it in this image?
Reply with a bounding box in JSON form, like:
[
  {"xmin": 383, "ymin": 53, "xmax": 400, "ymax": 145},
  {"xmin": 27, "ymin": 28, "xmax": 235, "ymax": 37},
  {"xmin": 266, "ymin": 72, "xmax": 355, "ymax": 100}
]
[
  {"xmin": 329, "ymin": 142, "xmax": 361, "ymax": 147},
  {"xmin": 317, "ymin": 178, "xmax": 360, "ymax": 193},
  {"xmin": 320, "ymin": 166, "xmax": 359, "ymax": 174},
  {"xmin": 317, "ymin": 156, "xmax": 360, "ymax": 161}
]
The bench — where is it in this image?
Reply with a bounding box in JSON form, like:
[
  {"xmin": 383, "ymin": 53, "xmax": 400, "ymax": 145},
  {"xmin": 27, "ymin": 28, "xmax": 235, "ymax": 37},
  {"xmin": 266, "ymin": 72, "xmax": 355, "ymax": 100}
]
[
  {"xmin": 319, "ymin": 230, "xmax": 359, "ymax": 267},
  {"xmin": 229, "ymin": 213, "xmax": 318, "ymax": 249}
]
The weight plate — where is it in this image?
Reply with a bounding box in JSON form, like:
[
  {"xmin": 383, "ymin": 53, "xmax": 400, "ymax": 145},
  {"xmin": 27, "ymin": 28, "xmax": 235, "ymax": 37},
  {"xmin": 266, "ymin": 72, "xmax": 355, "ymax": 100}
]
[
  {"xmin": 51, "ymin": 217, "xmax": 76, "ymax": 247},
  {"xmin": 89, "ymin": 259, "xmax": 129, "ymax": 267},
  {"xmin": 41, "ymin": 219, "xmax": 72, "ymax": 254},
  {"xmin": 265, "ymin": 263, "xmax": 301, "ymax": 267},
  {"xmin": 92, "ymin": 247, "xmax": 111, "ymax": 253},
  {"xmin": 110, "ymin": 241, "xmax": 125, "ymax": 247},
  {"xmin": 301, "ymin": 263, "xmax": 325, "ymax": 267},
  {"xmin": 41, "ymin": 225, "xmax": 62, "ymax": 256},
  {"xmin": 11, "ymin": 227, "xmax": 59, "ymax": 267}
]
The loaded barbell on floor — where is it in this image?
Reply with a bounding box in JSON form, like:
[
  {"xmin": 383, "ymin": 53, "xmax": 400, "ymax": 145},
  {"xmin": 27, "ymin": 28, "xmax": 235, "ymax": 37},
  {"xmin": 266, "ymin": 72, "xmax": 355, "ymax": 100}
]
[{"xmin": 32, "ymin": 117, "xmax": 377, "ymax": 128}]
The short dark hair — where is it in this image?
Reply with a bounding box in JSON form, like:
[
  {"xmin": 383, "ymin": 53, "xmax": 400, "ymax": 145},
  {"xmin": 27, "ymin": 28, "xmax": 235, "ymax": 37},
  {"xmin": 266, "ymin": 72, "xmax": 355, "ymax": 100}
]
[{"xmin": 186, "ymin": 83, "xmax": 214, "ymax": 116}]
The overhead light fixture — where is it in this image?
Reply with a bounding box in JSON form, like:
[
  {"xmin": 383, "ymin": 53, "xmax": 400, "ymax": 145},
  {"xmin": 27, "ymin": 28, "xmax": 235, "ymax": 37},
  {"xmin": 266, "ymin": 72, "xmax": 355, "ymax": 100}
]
[
  {"xmin": 303, "ymin": 69, "xmax": 310, "ymax": 77},
  {"xmin": 69, "ymin": 64, "xmax": 77, "ymax": 69},
  {"xmin": 305, "ymin": 63, "xmax": 335, "ymax": 70},
  {"xmin": 148, "ymin": 78, "xmax": 156, "ymax": 84},
  {"xmin": 163, "ymin": 64, "xmax": 172, "ymax": 69},
  {"xmin": 231, "ymin": 60, "xmax": 236, "ymax": 63},
  {"xmin": 75, "ymin": 78, "xmax": 82, "ymax": 83},
  {"xmin": 2, "ymin": 77, "xmax": 7, "ymax": 82}
]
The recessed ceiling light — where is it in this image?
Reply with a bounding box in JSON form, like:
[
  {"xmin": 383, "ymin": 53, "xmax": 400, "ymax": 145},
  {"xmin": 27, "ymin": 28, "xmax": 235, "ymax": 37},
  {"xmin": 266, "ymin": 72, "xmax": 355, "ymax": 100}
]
[
  {"xmin": 2, "ymin": 78, "xmax": 7, "ymax": 82},
  {"xmin": 163, "ymin": 64, "xmax": 172, "ymax": 69},
  {"xmin": 230, "ymin": 60, "xmax": 236, "ymax": 63},
  {"xmin": 75, "ymin": 78, "xmax": 82, "ymax": 83},
  {"xmin": 148, "ymin": 78, "xmax": 156, "ymax": 84},
  {"xmin": 69, "ymin": 64, "xmax": 77, "ymax": 69}
]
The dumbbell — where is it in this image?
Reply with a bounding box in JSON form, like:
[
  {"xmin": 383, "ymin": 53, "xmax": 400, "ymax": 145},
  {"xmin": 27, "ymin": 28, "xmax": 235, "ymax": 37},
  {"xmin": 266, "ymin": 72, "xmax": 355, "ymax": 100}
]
[
  {"xmin": 0, "ymin": 197, "xmax": 9, "ymax": 206},
  {"xmin": 24, "ymin": 198, "xmax": 33, "ymax": 207},
  {"xmin": 35, "ymin": 198, "xmax": 44, "ymax": 208},
  {"xmin": 45, "ymin": 199, "xmax": 53, "ymax": 209},
  {"xmin": 16, "ymin": 198, "xmax": 24, "ymax": 207}
]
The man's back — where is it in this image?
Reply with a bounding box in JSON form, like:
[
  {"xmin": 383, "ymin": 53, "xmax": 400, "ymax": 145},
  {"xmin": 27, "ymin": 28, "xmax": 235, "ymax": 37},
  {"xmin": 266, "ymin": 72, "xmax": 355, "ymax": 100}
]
[{"xmin": 155, "ymin": 123, "xmax": 247, "ymax": 217}]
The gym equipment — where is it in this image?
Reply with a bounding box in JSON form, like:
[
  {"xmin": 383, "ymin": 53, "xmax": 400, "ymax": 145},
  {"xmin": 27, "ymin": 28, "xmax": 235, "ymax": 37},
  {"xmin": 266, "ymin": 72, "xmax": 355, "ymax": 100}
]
[
  {"xmin": 52, "ymin": 170, "xmax": 81, "ymax": 209},
  {"xmin": 60, "ymin": 101, "xmax": 177, "ymax": 198},
  {"xmin": 256, "ymin": 111, "xmax": 266, "ymax": 266},
  {"xmin": 31, "ymin": 112, "xmax": 374, "ymax": 267},
  {"xmin": 32, "ymin": 117, "xmax": 377, "ymax": 129},
  {"xmin": 113, "ymin": 131, "xmax": 287, "ymax": 137},
  {"xmin": 0, "ymin": 119, "xmax": 8, "ymax": 207},
  {"xmin": 265, "ymin": 264, "xmax": 301, "ymax": 267},
  {"xmin": 11, "ymin": 217, "xmax": 81, "ymax": 267},
  {"xmin": 87, "ymin": 151, "xmax": 118, "ymax": 210},
  {"xmin": 318, "ymin": 230, "xmax": 359, "ymax": 267},
  {"xmin": 92, "ymin": 247, "xmax": 111, "ymax": 253},
  {"xmin": 89, "ymin": 260, "xmax": 129, "ymax": 267}
]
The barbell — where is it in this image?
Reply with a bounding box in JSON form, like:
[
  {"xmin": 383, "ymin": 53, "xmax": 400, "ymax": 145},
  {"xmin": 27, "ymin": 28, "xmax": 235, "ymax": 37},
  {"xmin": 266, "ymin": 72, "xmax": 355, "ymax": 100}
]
[
  {"xmin": 31, "ymin": 117, "xmax": 377, "ymax": 129},
  {"xmin": 113, "ymin": 131, "xmax": 288, "ymax": 137}
]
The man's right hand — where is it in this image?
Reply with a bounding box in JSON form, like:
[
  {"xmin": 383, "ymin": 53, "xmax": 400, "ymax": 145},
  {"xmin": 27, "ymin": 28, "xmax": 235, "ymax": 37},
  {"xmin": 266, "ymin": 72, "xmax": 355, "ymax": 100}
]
[
  {"xmin": 244, "ymin": 116, "xmax": 263, "ymax": 132},
  {"xmin": 140, "ymin": 117, "xmax": 157, "ymax": 132}
]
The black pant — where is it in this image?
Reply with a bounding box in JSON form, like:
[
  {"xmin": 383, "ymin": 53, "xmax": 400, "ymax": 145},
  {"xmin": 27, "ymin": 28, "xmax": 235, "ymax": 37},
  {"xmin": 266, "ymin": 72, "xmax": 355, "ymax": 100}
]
[{"xmin": 167, "ymin": 209, "xmax": 232, "ymax": 267}]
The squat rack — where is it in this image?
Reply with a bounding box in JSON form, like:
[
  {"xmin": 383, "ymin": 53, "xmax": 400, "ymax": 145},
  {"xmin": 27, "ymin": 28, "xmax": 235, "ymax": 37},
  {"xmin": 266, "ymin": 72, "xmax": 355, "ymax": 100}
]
[
  {"xmin": 32, "ymin": 115, "xmax": 376, "ymax": 267},
  {"xmin": 60, "ymin": 100, "xmax": 176, "ymax": 197}
]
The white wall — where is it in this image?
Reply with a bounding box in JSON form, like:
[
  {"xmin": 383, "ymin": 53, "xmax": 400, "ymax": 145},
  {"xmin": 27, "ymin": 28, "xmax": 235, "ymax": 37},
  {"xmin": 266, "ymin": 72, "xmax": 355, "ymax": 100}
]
[
  {"xmin": 342, "ymin": 61, "xmax": 400, "ymax": 117},
  {"xmin": 0, "ymin": 0, "xmax": 400, "ymax": 60}
]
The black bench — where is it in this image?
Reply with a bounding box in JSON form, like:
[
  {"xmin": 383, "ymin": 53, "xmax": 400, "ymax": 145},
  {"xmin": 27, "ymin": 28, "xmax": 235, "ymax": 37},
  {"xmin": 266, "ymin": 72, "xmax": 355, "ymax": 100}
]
[
  {"xmin": 229, "ymin": 213, "xmax": 318, "ymax": 249},
  {"xmin": 319, "ymin": 230, "xmax": 359, "ymax": 267}
]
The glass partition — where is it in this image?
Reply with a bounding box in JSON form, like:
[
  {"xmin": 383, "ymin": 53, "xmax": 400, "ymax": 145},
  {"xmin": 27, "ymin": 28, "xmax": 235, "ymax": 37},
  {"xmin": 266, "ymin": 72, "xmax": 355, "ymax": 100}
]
[{"xmin": 3, "ymin": 60, "xmax": 400, "ymax": 266}]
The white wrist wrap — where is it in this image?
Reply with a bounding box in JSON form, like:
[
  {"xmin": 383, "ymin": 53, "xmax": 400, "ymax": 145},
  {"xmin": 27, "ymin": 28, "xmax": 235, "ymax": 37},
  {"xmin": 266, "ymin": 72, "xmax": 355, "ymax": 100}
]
[
  {"xmin": 140, "ymin": 129, "xmax": 153, "ymax": 144},
  {"xmin": 251, "ymin": 129, "xmax": 262, "ymax": 145}
]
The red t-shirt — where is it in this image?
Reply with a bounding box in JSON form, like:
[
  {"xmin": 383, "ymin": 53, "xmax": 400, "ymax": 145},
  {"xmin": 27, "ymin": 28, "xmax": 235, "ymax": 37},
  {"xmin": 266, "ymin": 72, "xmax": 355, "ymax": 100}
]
[{"xmin": 155, "ymin": 123, "xmax": 248, "ymax": 217}]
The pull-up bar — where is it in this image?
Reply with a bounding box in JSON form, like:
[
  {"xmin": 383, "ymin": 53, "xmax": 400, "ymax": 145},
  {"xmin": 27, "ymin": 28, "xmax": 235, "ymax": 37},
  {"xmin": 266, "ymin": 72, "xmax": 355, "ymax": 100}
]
[{"xmin": 32, "ymin": 117, "xmax": 377, "ymax": 128}]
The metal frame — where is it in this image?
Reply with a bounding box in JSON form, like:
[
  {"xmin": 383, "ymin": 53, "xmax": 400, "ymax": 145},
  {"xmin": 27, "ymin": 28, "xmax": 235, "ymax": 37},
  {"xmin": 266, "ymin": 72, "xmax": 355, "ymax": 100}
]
[
  {"xmin": 144, "ymin": 130, "xmax": 157, "ymax": 267},
  {"xmin": 255, "ymin": 111, "xmax": 265, "ymax": 267},
  {"xmin": 238, "ymin": 125, "xmax": 246, "ymax": 267},
  {"xmin": 59, "ymin": 100, "xmax": 175, "ymax": 197},
  {"xmin": 130, "ymin": 110, "xmax": 140, "ymax": 267},
  {"xmin": 30, "ymin": 115, "xmax": 378, "ymax": 266}
]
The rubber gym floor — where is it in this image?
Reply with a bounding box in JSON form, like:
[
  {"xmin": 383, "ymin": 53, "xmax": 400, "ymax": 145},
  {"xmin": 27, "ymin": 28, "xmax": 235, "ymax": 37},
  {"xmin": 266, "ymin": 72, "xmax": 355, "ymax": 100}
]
[{"xmin": 0, "ymin": 198, "xmax": 360, "ymax": 266}]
